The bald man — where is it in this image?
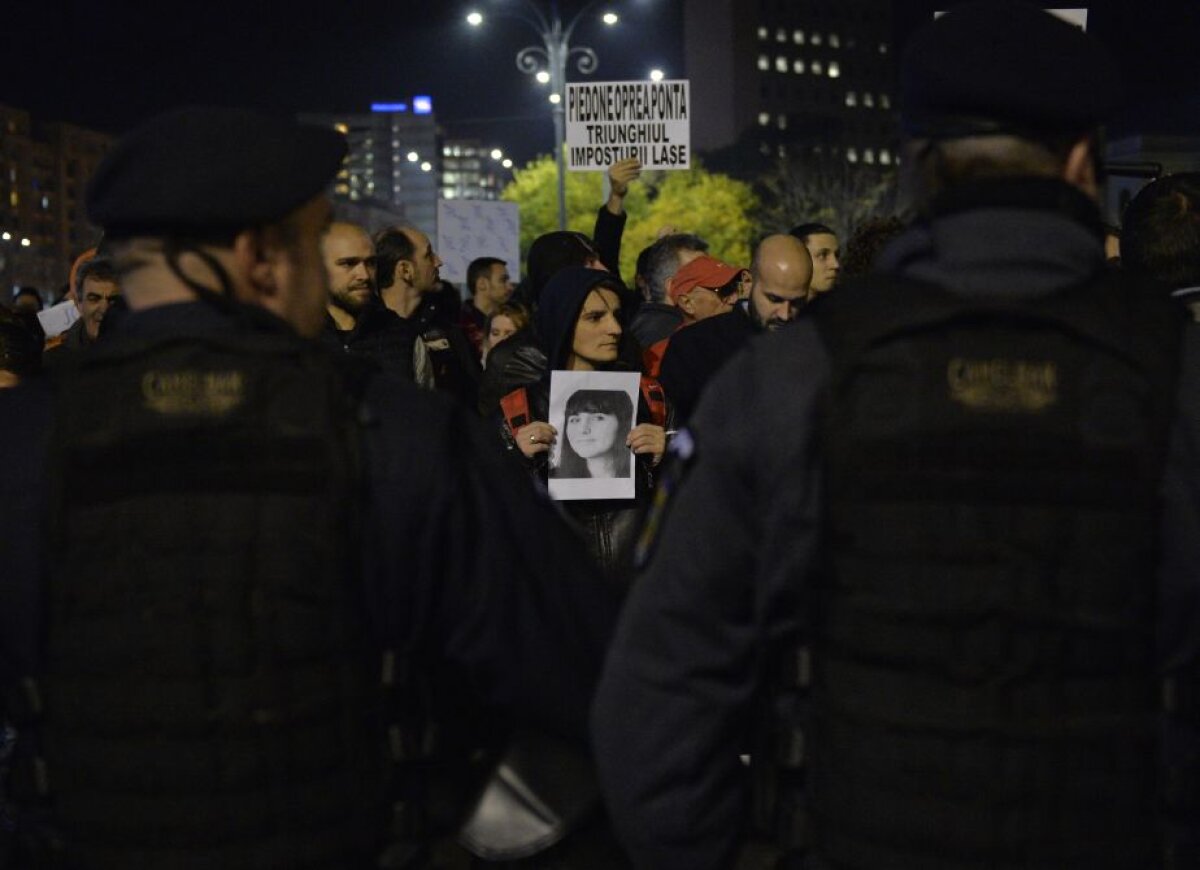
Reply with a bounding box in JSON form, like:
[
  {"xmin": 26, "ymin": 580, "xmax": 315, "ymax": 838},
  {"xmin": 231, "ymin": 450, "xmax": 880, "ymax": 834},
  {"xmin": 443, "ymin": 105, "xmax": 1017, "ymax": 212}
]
[
  {"xmin": 658, "ymin": 234, "xmax": 812, "ymax": 423},
  {"xmin": 320, "ymin": 221, "xmax": 428, "ymax": 385}
]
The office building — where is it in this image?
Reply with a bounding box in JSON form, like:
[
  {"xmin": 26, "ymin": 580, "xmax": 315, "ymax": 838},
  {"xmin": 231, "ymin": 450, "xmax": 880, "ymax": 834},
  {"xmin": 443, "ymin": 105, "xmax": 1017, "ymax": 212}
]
[
  {"xmin": 300, "ymin": 99, "xmax": 441, "ymax": 235},
  {"xmin": 684, "ymin": 0, "xmax": 898, "ymax": 166},
  {"xmin": 0, "ymin": 104, "xmax": 112, "ymax": 295}
]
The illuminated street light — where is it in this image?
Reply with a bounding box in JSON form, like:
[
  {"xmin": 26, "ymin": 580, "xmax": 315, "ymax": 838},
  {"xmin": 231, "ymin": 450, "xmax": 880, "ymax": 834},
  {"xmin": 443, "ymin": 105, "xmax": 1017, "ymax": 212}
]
[
  {"xmin": 0, "ymin": 232, "xmax": 9, "ymax": 241},
  {"xmin": 407, "ymin": 151, "xmax": 419, "ymax": 162},
  {"xmin": 420, "ymin": 161, "xmax": 432, "ymax": 172},
  {"xmin": 466, "ymin": 11, "xmax": 483, "ymax": 26},
  {"xmin": 502, "ymin": 158, "xmax": 514, "ymax": 169},
  {"xmin": 469, "ymin": 0, "xmax": 619, "ymax": 230},
  {"xmin": 20, "ymin": 238, "xmax": 30, "ymax": 247},
  {"xmin": 649, "ymin": 68, "xmax": 664, "ymax": 82},
  {"xmin": 490, "ymin": 148, "xmax": 504, "ymax": 160}
]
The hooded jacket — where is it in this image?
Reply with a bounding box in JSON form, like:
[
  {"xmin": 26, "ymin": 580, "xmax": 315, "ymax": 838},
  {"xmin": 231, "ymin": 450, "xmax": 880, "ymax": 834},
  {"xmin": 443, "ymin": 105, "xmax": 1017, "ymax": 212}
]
[{"xmin": 497, "ymin": 266, "xmax": 669, "ymax": 590}]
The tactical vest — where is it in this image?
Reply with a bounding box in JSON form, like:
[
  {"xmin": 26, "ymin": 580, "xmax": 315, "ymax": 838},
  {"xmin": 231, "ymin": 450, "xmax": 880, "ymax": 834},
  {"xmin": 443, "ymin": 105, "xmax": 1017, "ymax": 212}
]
[
  {"xmin": 755, "ymin": 273, "xmax": 1181, "ymax": 870},
  {"xmin": 29, "ymin": 328, "xmax": 389, "ymax": 869}
]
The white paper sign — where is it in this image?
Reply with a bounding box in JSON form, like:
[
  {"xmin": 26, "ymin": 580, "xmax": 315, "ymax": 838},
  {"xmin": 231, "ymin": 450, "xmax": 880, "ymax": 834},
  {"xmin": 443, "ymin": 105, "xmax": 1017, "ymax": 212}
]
[
  {"xmin": 547, "ymin": 370, "xmax": 639, "ymax": 501},
  {"xmin": 436, "ymin": 200, "xmax": 521, "ymax": 287},
  {"xmin": 36, "ymin": 299, "xmax": 80, "ymax": 338},
  {"xmin": 566, "ymin": 80, "xmax": 691, "ymax": 171},
  {"xmin": 936, "ymin": 7, "xmax": 1087, "ymax": 28}
]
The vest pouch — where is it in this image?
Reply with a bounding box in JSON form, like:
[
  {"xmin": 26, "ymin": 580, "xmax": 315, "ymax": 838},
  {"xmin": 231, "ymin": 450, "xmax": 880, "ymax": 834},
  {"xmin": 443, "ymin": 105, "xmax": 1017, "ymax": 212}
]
[{"xmin": 457, "ymin": 731, "xmax": 598, "ymax": 861}]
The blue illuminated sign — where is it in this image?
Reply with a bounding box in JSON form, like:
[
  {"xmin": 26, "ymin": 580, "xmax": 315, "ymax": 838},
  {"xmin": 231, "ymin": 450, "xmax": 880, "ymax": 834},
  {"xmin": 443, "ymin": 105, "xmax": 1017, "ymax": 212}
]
[
  {"xmin": 371, "ymin": 102, "xmax": 409, "ymax": 112},
  {"xmin": 413, "ymin": 95, "xmax": 433, "ymax": 115}
]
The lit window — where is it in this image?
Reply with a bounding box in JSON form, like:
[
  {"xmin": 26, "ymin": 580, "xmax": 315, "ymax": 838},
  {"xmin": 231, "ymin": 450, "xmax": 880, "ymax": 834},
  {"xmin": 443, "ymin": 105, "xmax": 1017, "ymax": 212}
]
[
  {"xmin": 845, "ymin": 91, "xmax": 857, "ymax": 107},
  {"xmin": 757, "ymin": 26, "xmax": 768, "ymax": 39},
  {"xmin": 793, "ymin": 59, "xmax": 805, "ymax": 74},
  {"xmin": 828, "ymin": 61, "xmax": 840, "ymax": 78},
  {"xmin": 758, "ymin": 54, "xmax": 770, "ymax": 71},
  {"xmin": 41, "ymin": 196, "xmax": 49, "ymax": 210},
  {"xmin": 778, "ymin": 144, "xmax": 788, "ymax": 157},
  {"xmin": 758, "ymin": 112, "xmax": 770, "ymax": 126},
  {"xmin": 880, "ymin": 42, "xmax": 888, "ymax": 54},
  {"xmin": 864, "ymin": 148, "xmax": 876, "ymax": 164},
  {"xmin": 775, "ymin": 56, "xmax": 788, "ymax": 73},
  {"xmin": 393, "ymin": 140, "xmax": 400, "ymax": 148},
  {"xmin": 793, "ymin": 29, "xmax": 804, "ymax": 44},
  {"xmin": 777, "ymin": 114, "xmax": 788, "ymax": 130},
  {"xmin": 881, "ymin": 93, "xmax": 892, "ymax": 109},
  {"xmin": 864, "ymin": 93, "xmax": 875, "ymax": 108},
  {"xmin": 811, "ymin": 33, "xmax": 822, "ymax": 46},
  {"xmin": 880, "ymin": 149, "xmax": 892, "ymax": 165},
  {"xmin": 811, "ymin": 60, "xmax": 823, "ymax": 75},
  {"xmin": 830, "ymin": 33, "xmax": 840, "ymax": 48},
  {"xmin": 776, "ymin": 28, "xmax": 787, "ymax": 42},
  {"xmin": 847, "ymin": 148, "xmax": 858, "ymax": 163}
]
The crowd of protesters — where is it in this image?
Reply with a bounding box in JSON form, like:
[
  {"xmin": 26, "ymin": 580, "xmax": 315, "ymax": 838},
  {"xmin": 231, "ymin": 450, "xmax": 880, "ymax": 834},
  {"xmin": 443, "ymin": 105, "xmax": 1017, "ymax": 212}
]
[{"xmin": 1, "ymin": 2, "xmax": 1199, "ymax": 868}]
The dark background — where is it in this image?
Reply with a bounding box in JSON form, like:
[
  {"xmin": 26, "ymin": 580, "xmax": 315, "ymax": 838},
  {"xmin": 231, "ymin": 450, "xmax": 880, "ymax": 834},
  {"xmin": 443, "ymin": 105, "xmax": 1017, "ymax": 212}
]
[{"xmin": 2, "ymin": 0, "xmax": 1197, "ymax": 165}]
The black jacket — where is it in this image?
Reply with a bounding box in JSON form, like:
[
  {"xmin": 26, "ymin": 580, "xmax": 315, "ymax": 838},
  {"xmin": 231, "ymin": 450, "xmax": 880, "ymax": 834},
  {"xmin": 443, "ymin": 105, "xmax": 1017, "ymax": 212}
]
[
  {"xmin": 0, "ymin": 300, "xmax": 619, "ymax": 866},
  {"xmin": 657, "ymin": 305, "xmax": 756, "ymax": 425},
  {"xmin": 496, "ymin": 267, "xmax": 668, "ymax": 589},
  {"xmin": 320, "ymin": 298, "xmax": 420, "ymax": 383},
  {"xmin": 593, "ymin": 178, "xmax": 1197, "ymax": 869}
]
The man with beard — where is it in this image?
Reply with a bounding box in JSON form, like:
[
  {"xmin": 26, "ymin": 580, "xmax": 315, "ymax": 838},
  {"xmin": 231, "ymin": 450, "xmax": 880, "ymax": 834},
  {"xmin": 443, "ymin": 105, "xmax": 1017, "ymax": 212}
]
[
  {"xmin": 657, "ymin": 234, "xmax": 811, "ymax": 424},
  {"xmin": 321, "ymin": 221, "xmax": 428, "ymax": 385}
]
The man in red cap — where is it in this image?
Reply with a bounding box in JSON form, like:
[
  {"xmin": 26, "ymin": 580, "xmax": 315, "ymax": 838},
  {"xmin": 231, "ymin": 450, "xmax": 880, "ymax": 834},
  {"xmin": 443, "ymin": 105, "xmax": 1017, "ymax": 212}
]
[{"xmin": 643, "ymin": 254, "xmax": 747, "ymax": 377}]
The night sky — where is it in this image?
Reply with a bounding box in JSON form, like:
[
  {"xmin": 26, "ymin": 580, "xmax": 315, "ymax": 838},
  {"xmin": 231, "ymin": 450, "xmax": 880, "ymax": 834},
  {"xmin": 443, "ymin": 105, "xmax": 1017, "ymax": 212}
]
[
  {"xmin": 0, "ymin": 0, "xmax": 684, "ymax": 165},
  {"xmin": 2, "ymin": 1, "xmax": 1198, "ymax": 164}
]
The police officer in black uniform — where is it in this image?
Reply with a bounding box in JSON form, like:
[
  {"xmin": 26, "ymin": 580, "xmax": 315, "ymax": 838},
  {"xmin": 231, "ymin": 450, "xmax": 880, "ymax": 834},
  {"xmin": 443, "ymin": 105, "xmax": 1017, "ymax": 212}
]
[
  {"xmin": 593, "ymin": 3, "xmax": 1193, "ymax": 868},
  {"xmin": 0, "ymin": 107, "xmax": 616, "ymax": 869}
]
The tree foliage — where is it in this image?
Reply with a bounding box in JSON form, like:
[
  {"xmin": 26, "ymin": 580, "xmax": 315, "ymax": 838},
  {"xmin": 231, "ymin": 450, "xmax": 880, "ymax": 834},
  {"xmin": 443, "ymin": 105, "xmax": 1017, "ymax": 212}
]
[
  {"xmin": 501, "ymin": 154, "xmax": 760, "ymax": 279},
  {"xmin": 754, "ymin": 156, "xmax": 898, "ymax": 240}
]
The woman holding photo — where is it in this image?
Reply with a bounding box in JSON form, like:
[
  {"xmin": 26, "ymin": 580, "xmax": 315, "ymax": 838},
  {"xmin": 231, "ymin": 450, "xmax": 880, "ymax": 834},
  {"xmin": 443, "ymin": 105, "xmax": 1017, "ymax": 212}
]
[{"xmin": 495, "ymin": 266, "xmax": 670, "ymax": 589}]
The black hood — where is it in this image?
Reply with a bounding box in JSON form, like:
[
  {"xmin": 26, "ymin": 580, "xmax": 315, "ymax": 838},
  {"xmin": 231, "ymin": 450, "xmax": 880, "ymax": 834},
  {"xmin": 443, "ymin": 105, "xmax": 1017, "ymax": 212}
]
[{"xmin": 535, "ymin": 266, "xmax": 625, "ymax": 369}]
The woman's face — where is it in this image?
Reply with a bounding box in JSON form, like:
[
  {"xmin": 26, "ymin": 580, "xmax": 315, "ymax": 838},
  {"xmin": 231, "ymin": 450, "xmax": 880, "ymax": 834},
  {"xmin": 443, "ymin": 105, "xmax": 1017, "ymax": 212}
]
[
  {"xmin": 566, "ymin": 408, "xmax": 620, "ymax": 459},
  {"xmin": 488, "ymin": 315, "xmax": 517, "ymax": 347},
  {"xmin": 570, "ymin": 288, "xmax": 622, "ymax": 370}
]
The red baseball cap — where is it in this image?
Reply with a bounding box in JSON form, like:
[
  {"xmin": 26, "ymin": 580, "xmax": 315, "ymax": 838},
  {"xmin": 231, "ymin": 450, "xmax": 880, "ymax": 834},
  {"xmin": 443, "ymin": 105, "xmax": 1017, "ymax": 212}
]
[{"xmin": 667, "ymin": 255, "xmax": 743, "ymax": 304}]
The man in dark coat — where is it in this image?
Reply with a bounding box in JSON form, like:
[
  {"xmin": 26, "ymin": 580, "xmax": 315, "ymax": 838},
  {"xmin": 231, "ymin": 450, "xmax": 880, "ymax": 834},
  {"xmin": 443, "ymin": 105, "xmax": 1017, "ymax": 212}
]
[
  {"xmin": 0, "ymin": 106, "xmax": 616, "ymax": 869},
  {"xmin": 593, "ymin": 4, "xmax": 1193, "ymax": 868}
]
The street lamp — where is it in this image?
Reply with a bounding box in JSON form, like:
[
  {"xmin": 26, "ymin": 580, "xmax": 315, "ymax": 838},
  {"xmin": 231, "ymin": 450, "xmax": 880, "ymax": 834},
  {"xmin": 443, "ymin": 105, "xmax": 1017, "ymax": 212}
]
[
  {"xmin": 649, "ymin": 68, "xmax": 664, "ymax": 82},
  {"xmin": 466, "ymin": 1, "xmax": 619, "ymax": 230}
]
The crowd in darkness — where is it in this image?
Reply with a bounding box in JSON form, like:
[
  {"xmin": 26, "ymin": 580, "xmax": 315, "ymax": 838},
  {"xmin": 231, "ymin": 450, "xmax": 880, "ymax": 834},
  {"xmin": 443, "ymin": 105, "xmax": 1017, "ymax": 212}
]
[{"xmin": 1, "ymin": 2, "xmax": 1198, "ymax": 868}]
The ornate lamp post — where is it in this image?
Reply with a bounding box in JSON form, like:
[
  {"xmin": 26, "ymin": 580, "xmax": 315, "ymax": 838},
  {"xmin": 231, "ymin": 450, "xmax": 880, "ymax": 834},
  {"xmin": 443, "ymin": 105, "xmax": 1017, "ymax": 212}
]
[{"xmin": 468, "ymin": 1, "xmax": 618, "ymax": 230}]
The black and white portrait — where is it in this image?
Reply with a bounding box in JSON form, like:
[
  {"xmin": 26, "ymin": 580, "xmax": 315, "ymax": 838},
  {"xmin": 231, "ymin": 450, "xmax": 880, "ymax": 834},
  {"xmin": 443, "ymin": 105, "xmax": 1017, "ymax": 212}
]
[{"xmin": 548, "ymin": 370, "xmax": 638, "ymax": 500}]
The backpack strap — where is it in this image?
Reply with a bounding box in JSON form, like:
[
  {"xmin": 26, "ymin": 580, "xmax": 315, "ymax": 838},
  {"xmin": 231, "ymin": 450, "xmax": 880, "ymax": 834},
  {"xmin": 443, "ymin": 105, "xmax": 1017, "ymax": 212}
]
[
  {"xmin": 639, "ymin": 377, "xmax": 668, "ymax": 428},
  {"xmin": 500, "ymin": 387, "xmax": 532, "ymax": 438}
]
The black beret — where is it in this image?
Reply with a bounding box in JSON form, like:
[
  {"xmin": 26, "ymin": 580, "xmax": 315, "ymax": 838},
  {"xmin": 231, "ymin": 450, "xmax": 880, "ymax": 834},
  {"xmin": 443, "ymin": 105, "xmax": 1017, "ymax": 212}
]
[
  {"xmin": 901, "ymin": 1, "xmax": 1124, "ymax": 138},
  {"xmin": 87, "ymin": 107, "xmax": 346, "ymax": 237}
]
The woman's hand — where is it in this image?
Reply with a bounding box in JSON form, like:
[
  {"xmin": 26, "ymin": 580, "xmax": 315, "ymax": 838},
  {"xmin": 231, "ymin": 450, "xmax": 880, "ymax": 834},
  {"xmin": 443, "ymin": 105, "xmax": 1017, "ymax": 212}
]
[
  {"xmin": 515, "ymin": 421, "xmax": 557, "ymax": 459},
  {"xmin": 627, "ymin": 424, "xmax": 666, "ymax": 466}
]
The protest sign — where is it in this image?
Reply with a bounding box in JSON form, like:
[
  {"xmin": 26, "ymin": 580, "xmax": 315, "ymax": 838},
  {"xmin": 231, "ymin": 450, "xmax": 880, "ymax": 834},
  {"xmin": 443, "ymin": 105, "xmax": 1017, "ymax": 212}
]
[
  {"xmin": 566, "ymin": 80, "xmax": 690, "ymax": 171},
  {"xmin": 436, "ymin": 200, "xmax": 521, "ymax": 286},
  {"xmin": 547, "ymin": 370, "xmax": 640, "ymax": 501}
]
